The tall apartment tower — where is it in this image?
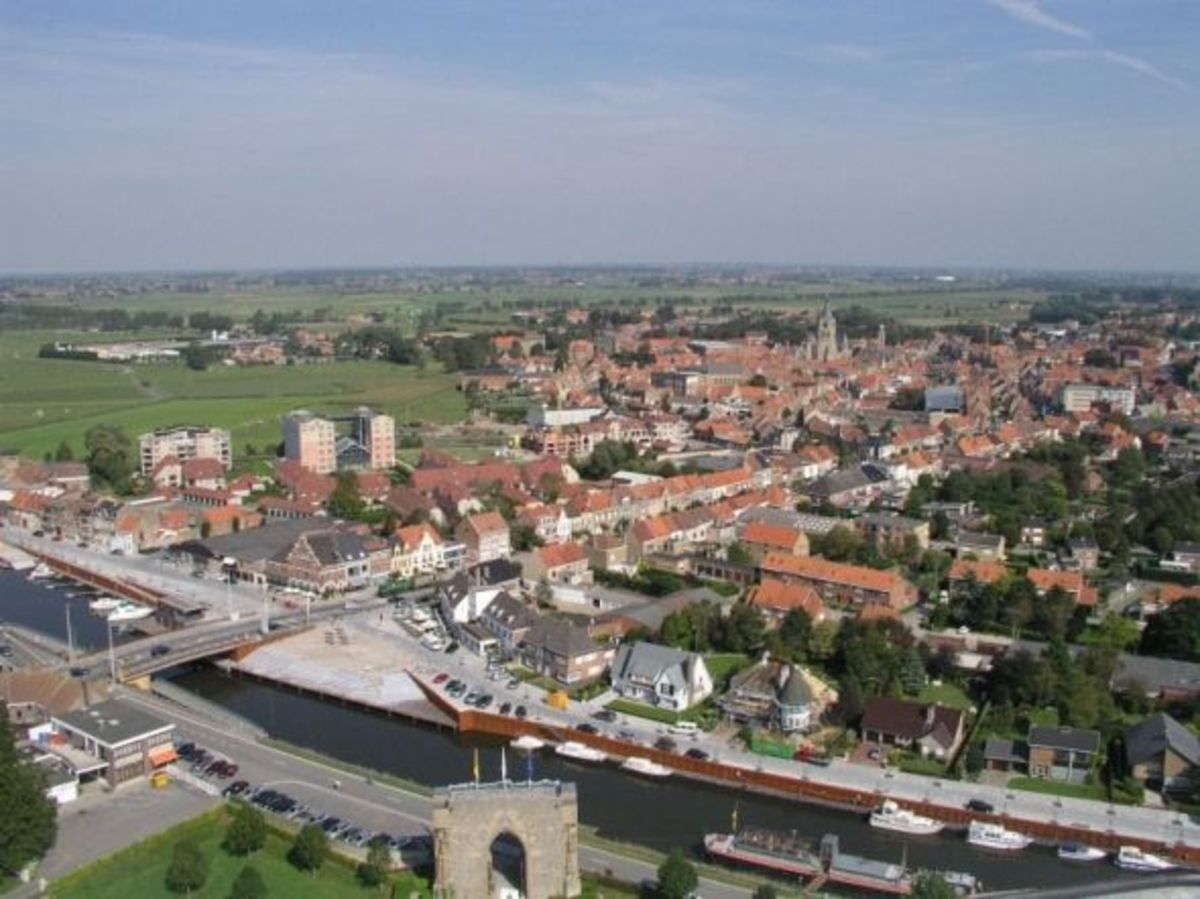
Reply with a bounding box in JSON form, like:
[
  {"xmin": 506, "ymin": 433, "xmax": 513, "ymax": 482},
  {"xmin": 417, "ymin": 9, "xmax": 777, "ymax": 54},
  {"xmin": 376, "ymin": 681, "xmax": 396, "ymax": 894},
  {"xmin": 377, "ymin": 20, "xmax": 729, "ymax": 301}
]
[
  {"xmin": 283, "ymin": 410, "xmax": 337, "ymax": 474},
  {"xmin": 352, "ymin": 407, "xmax": 395, "ymax": 470},
  {"xmin": 138, "ymin": 426, "xmax": 232, "ymax": 476}
]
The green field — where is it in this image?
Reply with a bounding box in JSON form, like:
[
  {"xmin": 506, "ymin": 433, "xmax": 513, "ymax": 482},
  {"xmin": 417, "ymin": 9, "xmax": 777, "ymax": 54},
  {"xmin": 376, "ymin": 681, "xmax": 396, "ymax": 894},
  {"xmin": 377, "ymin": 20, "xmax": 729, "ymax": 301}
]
[
  {"xmin": 916, "ymin": 682, "xmax": 976, "ymax": 711},
  {"xmin": 51, "ymin": 807, "xmax": 430, "ymax": 899},
  {"xmin": 0, "ymin": 330, "xmax": 464, "ymax": 459}
]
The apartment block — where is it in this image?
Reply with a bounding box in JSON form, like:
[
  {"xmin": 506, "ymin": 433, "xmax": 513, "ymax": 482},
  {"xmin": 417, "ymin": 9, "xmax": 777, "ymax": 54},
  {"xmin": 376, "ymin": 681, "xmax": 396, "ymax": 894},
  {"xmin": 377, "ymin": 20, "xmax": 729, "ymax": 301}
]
[
  {"xmin": 138, "ymin": 426, "xmax": 232, "ymax": 476},
  {"xmin": 283, "ymin": 410, "xmax": 337, "ymax": 474}
]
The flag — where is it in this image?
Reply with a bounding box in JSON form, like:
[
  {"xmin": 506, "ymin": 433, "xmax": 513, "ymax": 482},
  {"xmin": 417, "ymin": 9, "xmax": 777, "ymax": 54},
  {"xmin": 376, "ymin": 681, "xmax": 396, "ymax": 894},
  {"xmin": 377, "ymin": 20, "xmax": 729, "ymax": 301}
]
[
  {"xmin": 473, "ymin": 747, "xmax": 480, "ymax": 784},
  {"xmin": 501, "ymin": 746, "xmax": 508, "ymax": 783}
]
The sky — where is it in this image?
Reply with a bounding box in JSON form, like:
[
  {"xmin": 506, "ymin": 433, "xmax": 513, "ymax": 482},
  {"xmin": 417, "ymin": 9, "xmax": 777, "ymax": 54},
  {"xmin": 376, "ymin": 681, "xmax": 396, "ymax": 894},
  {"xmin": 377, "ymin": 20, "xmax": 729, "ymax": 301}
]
[{"xmin": 1, "ymin": 1, "xmax": 1198, "ymax": 274}]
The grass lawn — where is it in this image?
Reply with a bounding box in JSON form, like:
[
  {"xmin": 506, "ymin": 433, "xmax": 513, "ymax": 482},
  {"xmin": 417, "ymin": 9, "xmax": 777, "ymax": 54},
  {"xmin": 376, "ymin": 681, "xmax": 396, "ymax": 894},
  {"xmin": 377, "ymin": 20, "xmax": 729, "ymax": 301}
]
[
  {"xmin": 917, "ymin": 682, "xmax": 975, "ymax": 711},
  {"xmin": 703, "ymin": 653, "xmax": 751, "ymax": 686},
  {"xmin": 1007, "ymin": 776, "xmax": 1107, "ymax": 802},
  {"xmin": 896, "ymin": 755, "xmax": 953, "ymax": 778},
  {"xmin": 0, "ymin": 337, "xmax": 464, "ymax": 458},
  {"xmin": 51, "ymin": 806, "xmax": 430, "ymax": 899},
  {"xmin": 604, "ymin": 697, "xmax": 715, "ymax": 728},
  {"xmin": 1026, "ymin": 707, "xmax": 1061, "ymax": 728}
]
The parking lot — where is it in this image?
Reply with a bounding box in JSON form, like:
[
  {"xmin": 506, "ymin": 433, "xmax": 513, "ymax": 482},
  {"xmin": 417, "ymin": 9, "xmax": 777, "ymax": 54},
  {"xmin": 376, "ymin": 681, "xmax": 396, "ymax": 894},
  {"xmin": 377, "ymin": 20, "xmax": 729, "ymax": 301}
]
[{"xmin": 173, "ymin": 737, "xmax": 432, "ymax": 867}]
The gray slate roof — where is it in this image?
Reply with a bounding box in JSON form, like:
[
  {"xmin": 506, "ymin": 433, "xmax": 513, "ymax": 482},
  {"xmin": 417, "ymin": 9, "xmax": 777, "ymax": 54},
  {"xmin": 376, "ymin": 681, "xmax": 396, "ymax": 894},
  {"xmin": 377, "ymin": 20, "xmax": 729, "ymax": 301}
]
[
  {"xmin": 1028, "ymin": 725, "xmax": 1101, "ymax": 754},
  {"xmin": 612, "ymin": 642, "xmax": 697, "ymax": 694},
  {"xmin": 1125, "ymin": 712, "xmax": 1200, "ymax": 768}
]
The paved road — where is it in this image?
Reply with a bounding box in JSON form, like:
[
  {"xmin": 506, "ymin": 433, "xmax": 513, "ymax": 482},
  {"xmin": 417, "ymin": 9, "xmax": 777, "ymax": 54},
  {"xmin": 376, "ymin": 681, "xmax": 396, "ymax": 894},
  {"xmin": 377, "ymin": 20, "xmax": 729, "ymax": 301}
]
[{"xmin": 117, "ymin": 688, "xmax": 753, "ymax": 898}]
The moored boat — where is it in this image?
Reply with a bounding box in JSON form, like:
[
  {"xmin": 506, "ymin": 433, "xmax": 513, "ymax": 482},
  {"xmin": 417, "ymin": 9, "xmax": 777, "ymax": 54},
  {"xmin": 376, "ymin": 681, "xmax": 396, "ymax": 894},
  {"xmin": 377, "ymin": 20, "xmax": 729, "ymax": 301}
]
[
  {"xmin": 1057, "ymin": 842, "xmax": 1107, "ymax": 862},
  {"xmin": 621, "ymin": 756, "xmax": 672, "ymax": 778},
  {"xmin": 966, "ymin": 820, "xmax": 1032, "ymax": 852},
  {"xmin": 1115, "ymin": 845, "xmax": 1175, "ymax": 872},
  {"xmin": 869, "ymin": 799, "xmax": 945, "ymax": 835},
  {"xmin": 554, "ymin": 741, "xmax": 607, "ymax": 763},
  {"xmin": 107, "ymin": 601, "xmax": 154, "ymax": 623},
  {"xmin": 89, "ymin": 596, "xmax": 122, "ymax": 613},
  {"xmin": 510, "ymin": 735, "xmax": 545, "ymax": 752}
]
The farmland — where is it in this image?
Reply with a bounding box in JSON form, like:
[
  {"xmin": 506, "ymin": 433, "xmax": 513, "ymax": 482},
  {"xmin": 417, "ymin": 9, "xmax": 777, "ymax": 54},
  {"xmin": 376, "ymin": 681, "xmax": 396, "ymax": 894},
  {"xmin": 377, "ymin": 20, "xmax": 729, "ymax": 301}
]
[{"xmin": 0, "ymin": 330, "xmax": 462, "ymax": 460}]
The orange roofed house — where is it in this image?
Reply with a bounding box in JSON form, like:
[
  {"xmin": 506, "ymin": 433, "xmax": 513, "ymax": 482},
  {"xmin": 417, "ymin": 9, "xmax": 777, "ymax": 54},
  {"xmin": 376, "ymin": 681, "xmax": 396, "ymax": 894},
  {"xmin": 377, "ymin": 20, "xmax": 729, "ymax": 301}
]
[
  {"xmin": 454, "ymin": 511, "xmax": 512, "ymax": 566},
  {"xmin": 760, "ymin": 552, "xmax": 915, "ymax": 611},
  {"xmin": 520, "ymin": 541, "xmax": 592, "ymax": 586},
  {"xmin": 746, "ymin": 577, "xmax": 826, "ymax": 624},
  {"xmin": 739, "ymin": 521, "xmax": 809, "ymax": 564}
]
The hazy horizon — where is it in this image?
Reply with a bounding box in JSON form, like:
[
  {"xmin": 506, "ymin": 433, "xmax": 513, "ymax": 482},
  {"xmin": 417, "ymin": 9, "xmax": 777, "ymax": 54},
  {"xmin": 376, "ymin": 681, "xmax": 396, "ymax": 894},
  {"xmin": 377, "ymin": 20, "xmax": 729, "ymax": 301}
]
[{"xmin": 3, "ymin": 1, "xmax": 1197, "ymax": 274}]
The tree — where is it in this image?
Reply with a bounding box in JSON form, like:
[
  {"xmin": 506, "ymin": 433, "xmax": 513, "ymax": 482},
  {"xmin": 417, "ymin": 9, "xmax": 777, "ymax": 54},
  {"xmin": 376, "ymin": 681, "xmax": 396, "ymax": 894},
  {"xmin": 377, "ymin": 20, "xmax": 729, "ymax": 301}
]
[
  {"xmin": 84, "ymin": 424, "xmax": 135, "ymax": 493},
  {"xmin": 807, "ymin": 619, "xmax": 838, "ymax": 661},
  {"xmin": 166, "ymin": 840, "xmax": 208, "ymax": 895},
  {"xmin": 223, "ymin": 803, "xmax": 266, "ymax": 856},
  {"xmin": 0, "ymin": 702, "xmax": 57, "ymax": 874},
  {"xmin": 656, "ymin": 848, "xmax": 699, "ymax": 899},
  {"xmin": 53, "ymin": 440, "xmax": 74, "ymax": 462},
  {"xmin": 752, "ymin": 886, "xmax": 778, "ymax": 899},
  {"xmin": 227, "ymin": 864, "xmax": 267, "ymax": 899},
  {"xmin": 726, "ymin": 542, "xmax": 752, "ymax": 566},
  {"xmin": 718, "ymin": 604, "xmax": 767, "ymax": 654},
  {"xmin": 328, "ymin": 471, "xmax": 365, "ymax": 520},
  {"xmin": 357, "ymin": 837, "xmax": 392, "ymax": 888},
  {"xmin": 288, "ymin": 823, "xmax": 328, "ymax": 875},
  {"xmin": 1140, "ymin": 599, "xmax": 1200, "ymax": 662},
  {"xmin": 912, "ymin": 871, "xmax": 958, "ymax": 899}
]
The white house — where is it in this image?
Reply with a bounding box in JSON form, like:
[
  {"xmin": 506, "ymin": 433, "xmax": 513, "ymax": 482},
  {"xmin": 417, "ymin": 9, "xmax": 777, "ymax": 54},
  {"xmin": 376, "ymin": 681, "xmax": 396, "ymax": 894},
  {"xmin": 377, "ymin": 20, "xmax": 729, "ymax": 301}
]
[{"xmin": 610, "ymin": 643, "xmax": 713, "ymax": 712}]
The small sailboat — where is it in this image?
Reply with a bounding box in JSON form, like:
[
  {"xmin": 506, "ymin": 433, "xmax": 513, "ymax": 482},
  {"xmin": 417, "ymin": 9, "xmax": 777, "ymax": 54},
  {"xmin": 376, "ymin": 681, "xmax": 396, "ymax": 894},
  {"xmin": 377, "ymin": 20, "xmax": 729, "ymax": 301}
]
[{"xmin": 107, "ymin": 601, "xmax": 153, "ymax": 623}]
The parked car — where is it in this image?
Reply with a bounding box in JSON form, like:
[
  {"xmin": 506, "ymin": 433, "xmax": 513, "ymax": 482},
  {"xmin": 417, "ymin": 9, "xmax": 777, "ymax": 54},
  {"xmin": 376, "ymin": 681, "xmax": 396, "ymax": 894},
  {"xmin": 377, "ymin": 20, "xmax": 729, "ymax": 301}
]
[
  {"xmin": 433, "ymin": 673, "xmax": 450, "ymax": 685},
  {"xmin": 507, "ymin": 677, "xmax": 521, "ymax": 689},
  {"xmin": 966, "ymin": 798, "xmax": 995, "ymax": 813},
  {"xmin": 685, "ymin": 748, "xmax": 710, "ymax": 761},
  {"xmin": 592, "ymin": 709, "xmax": 617, "ymax": 723},
  {"xmin": 654, "ymin": 736, "xmax": 678, "ymax": 752},
  {"xmin": 149, "ymin": 644, "xmax": 171, "ymax": 658},
  {"xmin": 499, "ymin": 702, "xmax": 512, "ymax": 715},
  {"xmin": 514, "ymin": 705, "xmax": 528, "ymax": 719},
  {"xmin": 475, "ymin": 694, "xmax": 494, "ymax": 709},
  {"xmin": 575, "ymin": 722, "xmax": 599, "ymax": 735},
  {"xmin": 223, "ymin": 780, "xmax": 249, "ymax": 797}
]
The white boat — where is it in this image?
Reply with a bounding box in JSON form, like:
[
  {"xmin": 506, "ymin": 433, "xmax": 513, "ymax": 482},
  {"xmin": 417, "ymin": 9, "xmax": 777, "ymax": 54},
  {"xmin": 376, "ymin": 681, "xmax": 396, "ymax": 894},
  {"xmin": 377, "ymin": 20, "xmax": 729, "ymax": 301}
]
[
  {"xmin": 511, "ymin": 735, "xmax": 545, "ymax": 752},
  {"xmin": 28, "ymin": 563, "xmax": 54, "ymax": 580},
  {"xmin": 1057, "ymin": 842, "xmax": 1107, "ymax": 862},
  {"xmin": 966, "ymin": 820, "xmax": 1032, "ymax": 852},
  {"xmin": 869, "ymin": 799, "xmax": 945, "ymax": 835},
  {"xmin": 107, "ymin": 602, "xmax": 154, "ymax": 623},
  {"xmin": 555, "ymin": 741, "xmax": 608, "ymax": 763},
  {"xmin": 621, "ymin": 756, "xmax": 672, "ymax": 778},
  {"xmin": 89, "ymin": 597, "xmax": 122, "ymax": 614},
  {"xmin": 1115, "ymin": 845, "xmax": 1175, "ymax": 872}
]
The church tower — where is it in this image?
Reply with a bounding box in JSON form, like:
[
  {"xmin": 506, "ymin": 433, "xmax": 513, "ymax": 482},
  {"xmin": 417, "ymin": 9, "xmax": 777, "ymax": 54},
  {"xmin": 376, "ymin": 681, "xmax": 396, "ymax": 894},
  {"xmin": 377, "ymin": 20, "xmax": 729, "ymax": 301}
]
[{"xmin": 816, "ymin": 297, "xmax": 839, "ymax": 362}]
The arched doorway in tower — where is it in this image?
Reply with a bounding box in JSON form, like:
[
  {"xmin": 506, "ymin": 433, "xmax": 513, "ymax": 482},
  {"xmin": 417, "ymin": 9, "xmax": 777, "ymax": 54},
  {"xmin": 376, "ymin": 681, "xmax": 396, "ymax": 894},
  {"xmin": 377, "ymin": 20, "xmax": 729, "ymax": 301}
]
[{"xmin": 489, "ymin": 831, "xmax": 526, "ymax": 898}]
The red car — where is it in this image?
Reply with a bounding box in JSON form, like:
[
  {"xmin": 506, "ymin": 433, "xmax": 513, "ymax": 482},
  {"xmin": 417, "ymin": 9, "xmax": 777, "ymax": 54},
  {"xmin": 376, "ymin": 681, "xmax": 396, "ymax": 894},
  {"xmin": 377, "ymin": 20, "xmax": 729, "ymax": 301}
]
[{"xmin": 433, "ymin": 673, "xmax": 450, "ymax": 685}]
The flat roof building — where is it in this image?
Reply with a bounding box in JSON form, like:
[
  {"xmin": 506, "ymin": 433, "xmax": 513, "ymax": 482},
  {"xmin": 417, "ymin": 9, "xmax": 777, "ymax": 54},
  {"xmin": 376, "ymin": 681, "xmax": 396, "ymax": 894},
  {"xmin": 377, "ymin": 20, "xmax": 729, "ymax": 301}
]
[{"xmin": 50, "ymin": 698, "xmax": 176, "ymax": 788}]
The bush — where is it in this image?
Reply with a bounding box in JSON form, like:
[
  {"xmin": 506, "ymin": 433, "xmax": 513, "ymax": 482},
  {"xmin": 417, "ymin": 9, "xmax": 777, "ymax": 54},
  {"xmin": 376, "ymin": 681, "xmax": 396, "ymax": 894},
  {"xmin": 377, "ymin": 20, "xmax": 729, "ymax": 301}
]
[
  {"xmin": 288, "ymin": 823, "xmax": 328, "ymax": 875},
  {"xmin": 223, "ymin": 804, "xmax": 266, "ymax": 856},
  {"xmin": 227, "ymin": 864, "xmax": 267, "ymax": 899},
  {"xmin": 656, "ymin": 848, "xmax": 699, "ymax": 899},
  {"xmin": 357, "ymin": 838, "xmax": 391, "ymax": 888},
  {"xmin": 165, "ymin": 840, "xmax": 208, "ymax": 895}
]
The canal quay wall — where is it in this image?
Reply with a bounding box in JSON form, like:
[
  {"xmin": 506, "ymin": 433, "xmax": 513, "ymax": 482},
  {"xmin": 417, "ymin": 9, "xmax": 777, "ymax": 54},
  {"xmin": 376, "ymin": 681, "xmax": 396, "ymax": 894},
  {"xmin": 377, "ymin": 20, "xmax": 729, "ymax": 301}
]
[
  {"xmin": 221, "ymin": 624, "xmax": 1200, "ymax": 868},
  {"xmin": 414, "ymin": 678, "xmax": 1200, "ymax": 868}
]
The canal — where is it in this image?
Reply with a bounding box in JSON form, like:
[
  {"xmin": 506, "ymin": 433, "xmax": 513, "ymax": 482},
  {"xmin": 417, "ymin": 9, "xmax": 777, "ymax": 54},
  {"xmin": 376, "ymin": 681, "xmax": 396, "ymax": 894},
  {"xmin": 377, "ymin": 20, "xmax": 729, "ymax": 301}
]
[
  {"xmin": 173, "ymin": 666, "xmax": 1135, "ymax": 894},
  {"xmin": 0, "ymin": 569, "xmax": 133, "ymax": 652}
]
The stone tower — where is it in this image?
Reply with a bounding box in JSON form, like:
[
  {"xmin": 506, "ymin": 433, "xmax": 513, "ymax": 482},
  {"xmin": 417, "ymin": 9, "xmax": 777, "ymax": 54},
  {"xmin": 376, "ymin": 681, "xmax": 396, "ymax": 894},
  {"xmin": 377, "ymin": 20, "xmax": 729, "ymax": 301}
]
[
  {"xmin": 432, "ymin": 780, "xmax": 581, "ymax": 899},
  {"xmin": 815, "ymin": 297, "xmax": 840, "ymax": 363}
]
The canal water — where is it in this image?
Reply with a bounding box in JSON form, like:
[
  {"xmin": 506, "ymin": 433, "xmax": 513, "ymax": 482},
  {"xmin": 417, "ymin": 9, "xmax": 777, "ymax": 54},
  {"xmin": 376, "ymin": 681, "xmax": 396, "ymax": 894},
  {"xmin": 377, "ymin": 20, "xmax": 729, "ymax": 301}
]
[
  {"xmin": 0, "ymin": 569, "xmax": 132, "ymax": 652},
  {"xmin": 173, "ymin": 666, "xmax": 1137, "ymax": 894}
]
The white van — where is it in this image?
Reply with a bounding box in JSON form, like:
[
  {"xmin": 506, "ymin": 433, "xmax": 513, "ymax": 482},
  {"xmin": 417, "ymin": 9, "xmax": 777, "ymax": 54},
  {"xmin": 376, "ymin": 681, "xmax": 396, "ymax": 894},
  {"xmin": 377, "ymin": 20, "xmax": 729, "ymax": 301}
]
[{"xmin": 668, "ymin": 721, "xmax": 699, "ymax": 736}]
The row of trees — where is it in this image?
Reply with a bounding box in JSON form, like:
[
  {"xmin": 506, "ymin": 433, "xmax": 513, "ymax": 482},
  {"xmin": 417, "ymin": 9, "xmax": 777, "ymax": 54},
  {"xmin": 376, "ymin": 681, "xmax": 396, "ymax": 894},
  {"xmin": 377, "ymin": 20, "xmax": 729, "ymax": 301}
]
[{"xmin": 0, "ymin": 703, "xmax": 57, "ymax": 877}]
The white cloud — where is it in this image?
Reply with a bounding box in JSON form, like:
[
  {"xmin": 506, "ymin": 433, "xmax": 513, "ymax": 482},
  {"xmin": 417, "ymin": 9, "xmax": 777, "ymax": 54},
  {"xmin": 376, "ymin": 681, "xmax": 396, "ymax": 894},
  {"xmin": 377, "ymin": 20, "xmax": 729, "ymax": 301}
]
[
  {"xmin": 1029, "ymin": 49, "xmax": 1190, "ymax": 91},
  {"xmin": 988, "ymin": 0, "xmax": 1090, "ymax": 40}
]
